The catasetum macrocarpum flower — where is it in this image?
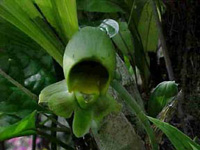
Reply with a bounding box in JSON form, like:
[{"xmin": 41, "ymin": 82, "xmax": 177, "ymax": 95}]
[{"xmin": 39, "ymin": 27, "xmax": 120, "ymax": 137}]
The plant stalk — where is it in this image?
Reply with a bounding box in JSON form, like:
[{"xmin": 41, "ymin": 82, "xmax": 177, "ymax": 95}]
[
  {"xmin": 51, "ymin": 115, "xmax": 58, "ymax": 150},
  {"xmin": 32, "ymin": 135, "xmax": 37, "ymax": 150},
  {"xmin": 111, "ymin": 80, "xmax": 158, "ymax": 150},
  {"xmin": 151, "ymin": 0, "xmax": 175, "ymax": 81},
  {"xmin": 0, "ymin": 69, "xmax": 38, "ymax": 101}
]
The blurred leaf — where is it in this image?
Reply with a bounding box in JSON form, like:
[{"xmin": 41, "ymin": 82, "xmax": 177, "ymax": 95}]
[
  {"xmin": 112, "ymin": 21, "xmax": 134, "ymax": 56},
  {"xmin": 148, "ymin": 81, "xmax": 178, "ymax": 117},
  {"xmin": 124, "ymin": 0, "xmax": 151, "ymax": 86},
  {"xmin": 0, "ymin": 77, "xmax": 41, "ymax": 118},
  {"xmin": 0, "ymin": 111, "xmax": 37, "ymax": 141},
  {"xmin": 0, "ymin": 74, "xmax": 41, "ymax": 132},
  {"xmin": 73, "ymin": 108, "xmax": 93, "ymax": 137},
  {"xmin": 77, "ymin": 0, "xmax": 124, "ymax": 13},
  {"xmin": 125, "ymin": 0, "xmax": 148, "ymax": 24},
  {"xmin": 138, "ymin": 1, "xmax": 158, "ymax": 52},
  {"xmin": 0, "ymin": 20, "xmax": 56, "ymax": 94},
  {"xmin": 0, "ymin": 113, "xmax": 20, "ymax": 127},
  {"xmin": 148, "ymin": 117, "xmax": 200, "ymax": 150}
]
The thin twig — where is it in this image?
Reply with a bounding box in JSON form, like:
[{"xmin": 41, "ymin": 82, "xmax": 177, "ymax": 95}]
[
  {"xmin": 0, "ymin": 141, "xmax": 5, "ymax": 150},
  {"xmin": 151, "ymin": 0, "xmax": 175, "ymax": 80},
  {"xmin": 0, "ymin": 68, "xmax": 38, "ymax": 101},
  {"xmin": 51, "ymin": 115, "xmax": 58, "ymax": 150}
]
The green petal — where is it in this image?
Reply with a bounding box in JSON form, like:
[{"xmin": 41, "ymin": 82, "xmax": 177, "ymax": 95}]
[
  {"xmin": 39, "ymin": 80, "xmax": 68, "ymax": 104},
  {"xmin": 73, "ymin": 108, "xmax": 93, "ymax": 137},
  {"xmin": 48, "ymin": 91, "xmax": 76, "ymax": 118}
]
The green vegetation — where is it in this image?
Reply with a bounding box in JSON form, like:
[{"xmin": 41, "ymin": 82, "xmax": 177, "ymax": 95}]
[{"xmin": 0, "ymin": 0, "xmax": 199, "ymax": 150}]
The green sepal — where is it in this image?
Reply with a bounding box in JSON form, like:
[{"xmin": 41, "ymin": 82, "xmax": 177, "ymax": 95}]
[
  {"xmin": 39, "ymin": 80, "xmax": 68, "ymax": 104},
  {"xmin": 93, "ymin": 94, "xmax": 121, "ymax": 123},
  {"xmin": 39, "ymin": 80, "xmax": 77, "ymax": 118},
  {"xmin": 48, "ymin": 91, "xmax": 76, "ymax": 118},
  {"xmin": 73, "ymin": 108, "xmax": 93, "ymax": 137}
]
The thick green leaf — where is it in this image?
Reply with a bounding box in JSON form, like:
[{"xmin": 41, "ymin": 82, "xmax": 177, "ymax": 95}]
[
  {"xmin": 138, "ymin": 1, "xmax": 159, "ymax": 52},
  {"xmin": 0, "ymin": 111, "xmax": 37, "ymax": 141},
  {"xmin": 77, "ymin": 0, "xmax": 124, "ymax": 13},
  {"xmin": 148, "ymin": 81, "xmax": 178, "ymax": 117},
  {"xmin": 112, "ymin": 21, "xmax": 134, "ymax": 56},
  {"xmin": 73, "ymin": 108, "xmax": 93, "ymax": 137},
  {"xmin": 148, "ymin": 117, "xmax": 200, "ymax": 150}
]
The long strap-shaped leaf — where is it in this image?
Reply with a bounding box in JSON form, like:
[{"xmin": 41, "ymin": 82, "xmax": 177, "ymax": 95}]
[
  {"xmin": 51, "ymin": 0, "xmax": 78, "ymax": 41},
  {"xmin": 35, "ymin": 0, "xmax": 78, "ymax": 42},
  {"xmin": 0, "ymin": 0, "xmax": 79, "ymax": 65}
]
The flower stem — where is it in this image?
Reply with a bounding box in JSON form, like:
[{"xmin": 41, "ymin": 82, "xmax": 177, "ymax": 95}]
[
  {"xmin": 32, "ymin": 135, "xmax": 37, "ymax": 150},
  {"xmin": 111, "ymin": 80, "xmax": 158, "ymax": 150}
]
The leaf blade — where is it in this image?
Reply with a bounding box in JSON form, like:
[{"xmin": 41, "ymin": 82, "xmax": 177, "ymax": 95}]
[
  {"xmin": 148, "ymin": 116, "xmax": 200, "ymax": 150},
  {"xmin": 148, "ymin": 81, "xmax": 178, "ymax": 117},
  {"xmin": 0, "ymin": 111, "xmax": 37, "ymax": 141}
]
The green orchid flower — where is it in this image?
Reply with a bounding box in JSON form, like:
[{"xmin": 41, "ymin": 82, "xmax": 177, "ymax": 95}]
[{"xmin": 39, "ymin": 27, "xmax": 120, "ymax": 137}]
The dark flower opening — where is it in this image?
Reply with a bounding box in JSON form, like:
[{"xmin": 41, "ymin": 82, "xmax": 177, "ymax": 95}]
[{"xmin": 69, "ymin": 60, "xmax": 109, "ymax": 94}]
